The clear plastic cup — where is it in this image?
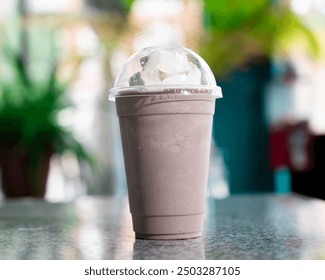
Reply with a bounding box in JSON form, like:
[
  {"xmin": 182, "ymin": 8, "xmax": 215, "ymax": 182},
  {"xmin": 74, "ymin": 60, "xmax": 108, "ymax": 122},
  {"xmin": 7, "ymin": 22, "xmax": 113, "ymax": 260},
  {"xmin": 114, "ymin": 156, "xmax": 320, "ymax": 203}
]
[{"xmin": 109, "ymin": 46, "xmax": 222, "ymax": 239}]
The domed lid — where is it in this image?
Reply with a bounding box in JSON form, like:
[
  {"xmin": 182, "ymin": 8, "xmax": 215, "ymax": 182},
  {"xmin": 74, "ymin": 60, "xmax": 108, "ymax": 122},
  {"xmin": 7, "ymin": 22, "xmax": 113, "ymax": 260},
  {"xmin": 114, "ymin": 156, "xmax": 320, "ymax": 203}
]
[{"xmin": 109, "ymin": 45, "xmax": 222, "ymax": 100}]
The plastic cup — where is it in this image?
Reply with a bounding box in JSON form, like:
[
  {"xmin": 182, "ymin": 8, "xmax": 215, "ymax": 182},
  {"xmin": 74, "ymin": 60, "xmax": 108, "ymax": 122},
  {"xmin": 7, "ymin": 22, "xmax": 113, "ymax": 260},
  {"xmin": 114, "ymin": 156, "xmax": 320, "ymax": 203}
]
[{"xmin": 109, "ymin": 46, "xmax": 222, "ymax": 239}]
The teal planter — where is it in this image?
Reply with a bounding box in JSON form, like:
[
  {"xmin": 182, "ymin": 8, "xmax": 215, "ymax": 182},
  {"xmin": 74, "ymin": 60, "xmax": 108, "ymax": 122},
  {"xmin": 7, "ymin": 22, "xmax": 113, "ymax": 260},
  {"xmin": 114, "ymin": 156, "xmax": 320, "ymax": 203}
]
[{"xmin": 213, "ymin": 60, "xmax": 274, "ymax": 193}]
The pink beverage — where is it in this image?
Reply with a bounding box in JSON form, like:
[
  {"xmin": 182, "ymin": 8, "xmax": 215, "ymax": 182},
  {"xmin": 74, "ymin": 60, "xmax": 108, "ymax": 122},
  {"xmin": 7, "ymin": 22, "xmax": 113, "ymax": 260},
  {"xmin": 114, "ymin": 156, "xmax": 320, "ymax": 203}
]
[{"xmin": 109, "ymin": 46, "xmax": 222, "ymax": 239}]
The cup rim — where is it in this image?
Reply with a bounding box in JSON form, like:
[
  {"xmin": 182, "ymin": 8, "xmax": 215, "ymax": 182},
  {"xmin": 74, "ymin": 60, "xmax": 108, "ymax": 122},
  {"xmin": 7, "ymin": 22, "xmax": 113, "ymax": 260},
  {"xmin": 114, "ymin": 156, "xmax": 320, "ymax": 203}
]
[{"xmin": 108, "ymin": 85, "xmax": 222, "ymax": 101}]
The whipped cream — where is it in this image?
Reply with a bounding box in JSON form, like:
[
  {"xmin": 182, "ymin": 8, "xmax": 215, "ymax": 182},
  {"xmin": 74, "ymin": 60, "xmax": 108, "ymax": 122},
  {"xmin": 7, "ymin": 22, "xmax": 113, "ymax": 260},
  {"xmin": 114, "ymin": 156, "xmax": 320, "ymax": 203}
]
[{"xmin": 129, "ymin": 49, "xmax": 201, "ymax": 86}]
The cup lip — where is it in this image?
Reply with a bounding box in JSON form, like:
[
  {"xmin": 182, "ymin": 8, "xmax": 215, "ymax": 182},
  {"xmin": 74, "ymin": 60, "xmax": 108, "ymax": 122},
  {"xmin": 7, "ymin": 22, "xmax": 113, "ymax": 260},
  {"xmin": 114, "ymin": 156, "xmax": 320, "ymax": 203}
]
[{"xmin": 108, "ymin": 85, "xmax": 222, "ymax": 101}]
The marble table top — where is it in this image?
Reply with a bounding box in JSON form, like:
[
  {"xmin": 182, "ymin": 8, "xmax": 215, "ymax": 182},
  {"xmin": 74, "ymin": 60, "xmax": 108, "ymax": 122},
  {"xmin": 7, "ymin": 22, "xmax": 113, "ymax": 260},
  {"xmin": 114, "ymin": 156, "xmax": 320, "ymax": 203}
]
[{"xmin": 0, "ymin": 193, "xmax": 325, "ymax": 260}]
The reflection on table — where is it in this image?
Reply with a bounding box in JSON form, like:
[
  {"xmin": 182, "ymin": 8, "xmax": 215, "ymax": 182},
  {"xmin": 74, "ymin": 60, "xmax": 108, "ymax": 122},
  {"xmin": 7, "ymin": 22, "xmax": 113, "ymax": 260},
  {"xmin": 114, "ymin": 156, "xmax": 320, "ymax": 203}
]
[{"xmin": 0, "ymin": 194, "xmax": 325, "ymax": 259}]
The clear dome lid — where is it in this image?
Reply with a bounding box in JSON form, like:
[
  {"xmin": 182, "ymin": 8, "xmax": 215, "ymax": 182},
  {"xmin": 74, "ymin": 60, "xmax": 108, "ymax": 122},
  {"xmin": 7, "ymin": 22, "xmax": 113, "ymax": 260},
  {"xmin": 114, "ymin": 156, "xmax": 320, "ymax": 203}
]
[{"xmin": 109, "ymin": 45, "xmax": 222, "ymax": 100}]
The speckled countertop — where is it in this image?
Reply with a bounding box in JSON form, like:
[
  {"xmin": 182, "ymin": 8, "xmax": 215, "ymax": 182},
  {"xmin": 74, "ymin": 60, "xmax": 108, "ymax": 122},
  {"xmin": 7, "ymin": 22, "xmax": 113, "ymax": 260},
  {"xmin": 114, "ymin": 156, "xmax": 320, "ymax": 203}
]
[{"xmin": 0, "ymin": 194, "xmax": 325, "ymax": 260}]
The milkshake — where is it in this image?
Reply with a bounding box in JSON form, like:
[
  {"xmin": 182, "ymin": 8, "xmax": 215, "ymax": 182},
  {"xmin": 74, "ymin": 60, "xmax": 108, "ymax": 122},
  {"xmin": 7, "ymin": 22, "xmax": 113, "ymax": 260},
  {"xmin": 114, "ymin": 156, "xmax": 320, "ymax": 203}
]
[{"xmin": 109, "ymin": 46, "xmax": 222, "ymax": 239}]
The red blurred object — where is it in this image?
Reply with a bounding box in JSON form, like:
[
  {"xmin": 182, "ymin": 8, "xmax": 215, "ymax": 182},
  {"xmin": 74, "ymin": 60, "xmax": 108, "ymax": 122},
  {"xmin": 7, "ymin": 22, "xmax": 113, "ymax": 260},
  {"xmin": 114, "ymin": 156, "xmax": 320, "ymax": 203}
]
[
  {"xmin": 269, "ymin": 126, "xmax": 289, "ymax": 168},
  {"xmin": 269, "ymin": 122, "xmax": 313, "ymax": 171}
]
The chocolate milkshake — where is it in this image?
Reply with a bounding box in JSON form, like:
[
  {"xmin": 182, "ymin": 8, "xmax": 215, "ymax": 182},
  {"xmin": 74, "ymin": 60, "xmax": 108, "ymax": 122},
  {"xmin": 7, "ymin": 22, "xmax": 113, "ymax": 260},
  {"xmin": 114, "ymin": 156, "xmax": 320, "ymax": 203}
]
[{"xmin": 109, "ymin": 46, "xmax": 222, "ymax": 239}]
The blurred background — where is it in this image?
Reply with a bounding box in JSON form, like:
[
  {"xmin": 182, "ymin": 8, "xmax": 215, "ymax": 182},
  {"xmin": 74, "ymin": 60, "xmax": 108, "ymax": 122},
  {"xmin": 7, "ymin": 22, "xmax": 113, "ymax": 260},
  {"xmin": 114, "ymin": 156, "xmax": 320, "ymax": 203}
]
[{"xmin": 1, "ymin": 0, "xmax": 325, "ymax": 202}]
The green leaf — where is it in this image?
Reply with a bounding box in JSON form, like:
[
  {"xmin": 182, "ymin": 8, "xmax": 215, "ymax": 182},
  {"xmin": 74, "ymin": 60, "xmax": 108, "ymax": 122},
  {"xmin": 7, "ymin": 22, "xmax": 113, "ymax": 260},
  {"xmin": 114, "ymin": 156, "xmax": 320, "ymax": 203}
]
[{"xmin": 201, "ymin": 0, "xmax": 319, "ymax": 76}]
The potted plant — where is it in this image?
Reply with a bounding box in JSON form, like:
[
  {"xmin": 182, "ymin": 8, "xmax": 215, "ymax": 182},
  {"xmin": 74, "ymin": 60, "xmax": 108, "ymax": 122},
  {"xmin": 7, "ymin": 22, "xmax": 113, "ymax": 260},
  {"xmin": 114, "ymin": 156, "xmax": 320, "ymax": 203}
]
[{"xmin": 0, "ymin": 49, "xmax": 91, "ymax": 198}]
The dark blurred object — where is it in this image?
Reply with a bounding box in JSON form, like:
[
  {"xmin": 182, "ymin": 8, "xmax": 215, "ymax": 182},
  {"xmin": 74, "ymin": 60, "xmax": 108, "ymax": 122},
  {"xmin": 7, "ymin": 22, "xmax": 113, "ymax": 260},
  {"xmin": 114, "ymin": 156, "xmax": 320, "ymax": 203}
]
[
  {"xmin": 213, "ymin": 58, "xmax": 273, "ymax": 193},
  {"xmin": 292, "ymin": 135, "xmax": 325, "ymax": 200},
  {"xmin": 269, "ymin": 121, "xmax": 325, "ymax": 200},
  {"xmin": 0, "ymin": 49, "xmax": 91, "ymax": 198}
]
